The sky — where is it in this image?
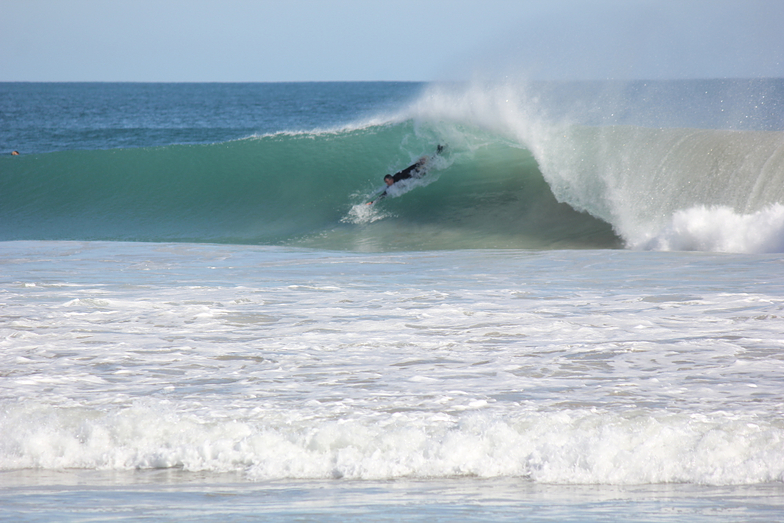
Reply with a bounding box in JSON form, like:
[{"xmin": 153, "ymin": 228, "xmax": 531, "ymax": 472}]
[{"xmin": 1, "ymin": 0, "xmax": 782, "ymax": 82}]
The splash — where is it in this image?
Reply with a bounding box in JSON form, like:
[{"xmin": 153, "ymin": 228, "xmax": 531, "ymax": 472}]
[
  {"xmin": 635, "ymin": 204, "xmax": 784, "ymax": 253},
  {"xmin": 343, "ymin": 201, "xmax": 393, "ymax": 225}
]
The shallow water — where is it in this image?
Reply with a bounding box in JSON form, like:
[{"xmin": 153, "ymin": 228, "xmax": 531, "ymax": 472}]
[
  {"xmin": 3, "ymin": 471, "xmax": 784, "ymax": 522},
  {"xmin": 2, "ymin": 242, "xmax": 783, "ymax": 499}
]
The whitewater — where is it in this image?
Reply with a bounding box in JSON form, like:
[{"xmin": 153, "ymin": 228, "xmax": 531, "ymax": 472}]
[{"xmin": 1, "ymin": 81, "xmax": 784, "ymax": 521}]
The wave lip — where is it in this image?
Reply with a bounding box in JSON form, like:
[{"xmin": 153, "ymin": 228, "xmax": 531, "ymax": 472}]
[{"xmin": 408, "ymin": 81, "xmax": 784, "ymax": 253}]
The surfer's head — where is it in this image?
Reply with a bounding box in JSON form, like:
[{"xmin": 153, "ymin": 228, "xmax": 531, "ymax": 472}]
[{"xmin": 384, "ymin": 175, "xmax": 394, "ymax": 186}]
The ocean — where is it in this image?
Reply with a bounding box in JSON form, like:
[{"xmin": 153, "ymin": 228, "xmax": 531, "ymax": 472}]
[{"xmin": 1, "ymin": 81, "xmax": 784, "ymax": 521}]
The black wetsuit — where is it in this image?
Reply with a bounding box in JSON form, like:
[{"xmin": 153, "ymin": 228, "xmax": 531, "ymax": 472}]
[
  {"xmin": 390, "ymin": 161, "xmax": 423, "ymax": 183},
  {"xmin": 370, "ymin": 146, "xmax": 444, "ymax": 203},
  {"xmin": 378, "ymin": 159, "xmax": 426, "ymax": 199}
]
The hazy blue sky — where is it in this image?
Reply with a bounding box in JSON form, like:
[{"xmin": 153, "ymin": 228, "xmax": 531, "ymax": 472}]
[{"xmin": 1, "ymin": 0, "xmax": 782, "ymax": 82}]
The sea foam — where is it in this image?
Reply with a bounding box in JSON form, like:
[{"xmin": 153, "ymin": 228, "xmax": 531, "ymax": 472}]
[
  {"xmin": 3, "ymin": 402, "xmax": 782, "ymax": 485},
  {"xmin": 634, "ymin": 204, "xmax": 784, "ymax": 253}
]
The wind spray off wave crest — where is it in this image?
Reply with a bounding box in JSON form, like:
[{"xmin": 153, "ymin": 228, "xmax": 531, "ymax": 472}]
[{"xmin": 409, "ymin": 80, "xmax": 784, "ymax": 253}]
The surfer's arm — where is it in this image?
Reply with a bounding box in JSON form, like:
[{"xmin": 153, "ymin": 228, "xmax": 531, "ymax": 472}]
[{"xmin": 367, "ymin": 189, "xmax": 387, "ymax": 205}]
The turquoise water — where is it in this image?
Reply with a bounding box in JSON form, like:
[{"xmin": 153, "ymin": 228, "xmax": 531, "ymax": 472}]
[{"xmin": 1, "ymin": 81, "xmax": 784, "ymax": 521}]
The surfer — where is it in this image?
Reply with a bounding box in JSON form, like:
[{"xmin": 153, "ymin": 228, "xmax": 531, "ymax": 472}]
[
  {"xmin": 367, "ymin": 145, "xmax": 444, "ymax": 204},
  {"xmin": 384, "ymin": 156, "xmax": 428, "ymax": 186}
]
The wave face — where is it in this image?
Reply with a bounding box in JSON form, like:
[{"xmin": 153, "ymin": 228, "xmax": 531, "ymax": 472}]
[
  {"xmin": 3, "ymin": 80, "xmax": 784, "ymax": 252},
  {"xmin": 0, "ymin": 122, "xmax": 620, "ymax": 250}
]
